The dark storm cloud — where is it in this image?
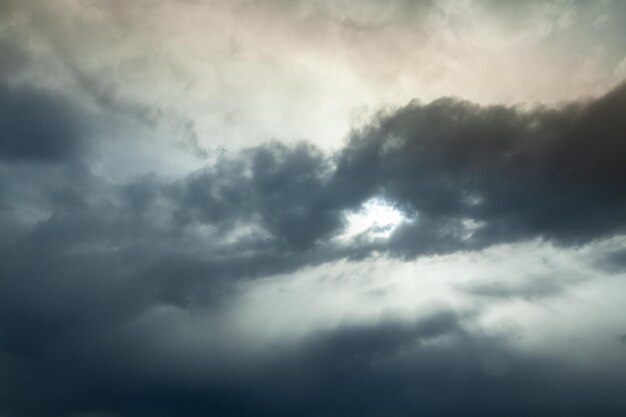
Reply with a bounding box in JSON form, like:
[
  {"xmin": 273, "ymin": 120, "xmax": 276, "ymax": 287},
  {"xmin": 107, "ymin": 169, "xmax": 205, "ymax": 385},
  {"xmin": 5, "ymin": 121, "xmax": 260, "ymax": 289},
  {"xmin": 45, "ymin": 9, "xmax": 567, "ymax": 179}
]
[
  {"xmin": 231, "ymin": 314, "xmax": 626, "ymax": 417},
  {"xmin": 170, "ymin": 142, "xmax": 342, "ymax": 249},
  {"xmin": 147, "ymin": 79, "xmax": 622, "ymax": 267},
  {"xmin": 2, "ymin": 49, "xmax": 626, "ymax": 414},
  {"xmin": 0, "ymin": 83, "xmax": 86, "ymax": 162},
  {"xmin": 333, "ymin": 82, "xmax": 626, "ymax": 256},
  {"xmin": 0, "ymin": 141, "xmax": 346, "ymax": 366},
  {"xmin": 1, "ymin": 80, "xmax": 625, "ymax": 321},
  {"xmin": 3, "ymin": 306, "xmax": 626, "ymax": 417}
]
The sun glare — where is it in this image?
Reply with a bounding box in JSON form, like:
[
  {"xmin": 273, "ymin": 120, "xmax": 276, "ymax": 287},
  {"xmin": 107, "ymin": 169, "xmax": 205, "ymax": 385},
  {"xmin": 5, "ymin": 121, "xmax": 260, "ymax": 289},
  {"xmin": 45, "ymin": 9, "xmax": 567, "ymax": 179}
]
[{"xmin": 338, "ymin": 198, "xmax": 408, "ymax": 241}]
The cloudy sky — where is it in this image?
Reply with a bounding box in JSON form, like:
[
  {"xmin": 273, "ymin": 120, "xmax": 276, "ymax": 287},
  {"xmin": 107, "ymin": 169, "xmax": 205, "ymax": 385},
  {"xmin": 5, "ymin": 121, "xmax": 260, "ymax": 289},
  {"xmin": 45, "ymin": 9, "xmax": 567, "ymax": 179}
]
[{"xmin": 1, "ymin": 0, "xmax": 626, "ymax": 416}]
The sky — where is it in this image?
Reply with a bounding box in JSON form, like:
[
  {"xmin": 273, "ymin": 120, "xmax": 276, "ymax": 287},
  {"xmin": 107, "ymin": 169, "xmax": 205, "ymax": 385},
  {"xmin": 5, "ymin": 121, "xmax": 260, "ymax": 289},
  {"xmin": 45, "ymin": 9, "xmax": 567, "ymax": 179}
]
[{"xmin": 1, "ymin": 0, "xmax": 626, "ymax": 416}]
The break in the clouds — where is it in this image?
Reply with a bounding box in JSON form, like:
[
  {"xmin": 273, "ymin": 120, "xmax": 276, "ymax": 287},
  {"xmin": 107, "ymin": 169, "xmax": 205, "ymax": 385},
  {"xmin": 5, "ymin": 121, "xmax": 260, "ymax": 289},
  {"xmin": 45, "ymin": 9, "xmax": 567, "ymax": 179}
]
[{"xmin": 1, "ymin": 1, "xmax": 626, "ymax": 416}]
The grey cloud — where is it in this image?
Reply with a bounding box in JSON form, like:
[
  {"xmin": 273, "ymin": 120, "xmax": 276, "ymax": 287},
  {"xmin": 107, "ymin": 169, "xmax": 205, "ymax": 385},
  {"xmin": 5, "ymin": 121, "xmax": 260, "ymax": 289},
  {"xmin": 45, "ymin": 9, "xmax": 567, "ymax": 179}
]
[
  {"xmin": 2, "ymin": 81, "xmax": 626, "ymax": 324},
  {"xmin": 2, "ymin": 307, "xmax": 626, "ymax": 417},
  {"xmin": 2, "ymin": 53, "xmax": 626, "ymax": 415},
  {"xmin": 301, "ymin": 308, "xmax": 461, "ymax": 361},
  {"xmin": 0, "ymin": 83, "xmax": 86, "ymax": 162},
  {"xmin": 246, "ymin": 142, "xmax": 343, "ymax": 248},
  {"xmin": 457, "ymin": 277, "xmax": 565, "ymax": 300},
  {"xmin": 0, "ymin": 37, "xmax": 28, "ymax": 78},
  {"xmin": 596, "ymin": 247, "xmax": 626, "ymax": 273},
  {"xmin": 165, "ymin": 141, "xmax": 348, "ymax": 253},
  {"xmin": 334, "ymin": 82, "xmax": 626, "ymax": 256},
  {"xmin": 2, "ymin": 80, "xmax": 626, "ymax": 283}
]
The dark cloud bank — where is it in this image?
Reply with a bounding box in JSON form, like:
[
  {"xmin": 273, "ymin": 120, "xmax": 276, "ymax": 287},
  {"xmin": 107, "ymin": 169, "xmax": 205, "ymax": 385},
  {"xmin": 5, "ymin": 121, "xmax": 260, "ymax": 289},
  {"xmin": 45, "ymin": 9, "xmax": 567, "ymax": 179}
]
[{"xmin": 1, "ymin": 76, "xmax": 626, "ymax": 416}]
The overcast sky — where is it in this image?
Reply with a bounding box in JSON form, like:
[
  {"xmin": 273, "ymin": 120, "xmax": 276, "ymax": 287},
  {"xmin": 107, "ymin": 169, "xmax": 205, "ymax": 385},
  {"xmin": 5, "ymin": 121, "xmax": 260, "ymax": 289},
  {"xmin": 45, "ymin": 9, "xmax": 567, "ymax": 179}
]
[{"xmin": 1, "ymin": 1, "xmax": 626, "ymax": 416}]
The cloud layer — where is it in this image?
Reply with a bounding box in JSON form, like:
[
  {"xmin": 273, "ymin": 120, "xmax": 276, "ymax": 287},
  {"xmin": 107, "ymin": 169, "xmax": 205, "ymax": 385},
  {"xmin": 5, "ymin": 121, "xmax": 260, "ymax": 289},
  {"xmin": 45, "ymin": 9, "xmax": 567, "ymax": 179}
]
[
  {"xmin": 1, "ymin": 75, "xmax": 626, "ymax": 415},
  {"xmin": 1, "ymin": 1, "xmax": 626, "ymax": 416}
]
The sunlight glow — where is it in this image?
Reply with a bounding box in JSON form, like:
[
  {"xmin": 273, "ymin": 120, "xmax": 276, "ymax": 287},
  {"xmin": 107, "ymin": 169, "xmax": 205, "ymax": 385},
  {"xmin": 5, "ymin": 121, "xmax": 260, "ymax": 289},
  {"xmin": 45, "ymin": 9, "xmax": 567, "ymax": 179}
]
[{"xmin": 338, "ymin": 198, "xmax": 408, "ymax": 242}]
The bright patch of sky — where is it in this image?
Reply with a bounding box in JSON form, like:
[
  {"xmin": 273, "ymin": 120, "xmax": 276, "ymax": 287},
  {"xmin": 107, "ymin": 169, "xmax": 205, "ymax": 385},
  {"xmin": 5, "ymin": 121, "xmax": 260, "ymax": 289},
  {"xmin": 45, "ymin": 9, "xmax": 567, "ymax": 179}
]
[{"xmin": 337, "ymin": 197, "xmax": 410, "ymax": 242}]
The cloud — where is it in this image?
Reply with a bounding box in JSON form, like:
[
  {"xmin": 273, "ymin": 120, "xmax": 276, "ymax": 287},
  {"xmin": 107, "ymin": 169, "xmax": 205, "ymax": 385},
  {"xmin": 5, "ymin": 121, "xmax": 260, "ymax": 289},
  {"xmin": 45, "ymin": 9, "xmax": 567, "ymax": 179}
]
[
  {"xmin": 2, "ymin": 304, "xmax": 626, "ymax": 417},
  {"xmin": 334, "ymin": 82, "xmax": 626, "ymax": 256},
  {"xmin": 10, "ymin": 78, "xmax": 623, "ymax": 261},
  {"xmin": 1, "ymin": 22, "xmax": 626, "ymax": 413},
  {"xmin": 0, "ymin": 82, "xmax": 86, "ymax": 162},
  {"xmin": 2, "ymin": 81, "xmax": 626, "ymax": 315},
  {"xmin": 457, "ymin": 277, "xmax": 565, "ymax": 300},
  {"xmin": 6, "ymin": 0, "xmax": 626, "ymax": 155},
  {"xmin": 596, "ymin": 247, "xmax": 626, "ymax": 273}
]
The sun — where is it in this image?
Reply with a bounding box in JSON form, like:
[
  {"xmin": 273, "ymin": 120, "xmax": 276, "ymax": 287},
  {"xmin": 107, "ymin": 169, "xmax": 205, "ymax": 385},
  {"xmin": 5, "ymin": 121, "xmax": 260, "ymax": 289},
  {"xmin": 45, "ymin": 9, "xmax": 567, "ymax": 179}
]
[{"xmin": 338, "ymin": 197, "xmax": 408, "ymax": 242}]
